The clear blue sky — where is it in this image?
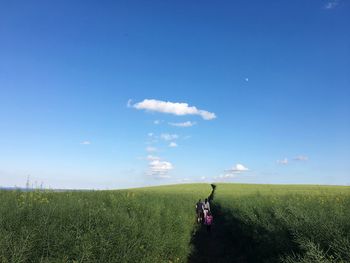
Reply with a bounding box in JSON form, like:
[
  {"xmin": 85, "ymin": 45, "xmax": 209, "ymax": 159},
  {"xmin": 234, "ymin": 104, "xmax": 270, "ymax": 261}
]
[{"xmin": 1, "ymin": 0, "xmax": 349, "ymax": 189}]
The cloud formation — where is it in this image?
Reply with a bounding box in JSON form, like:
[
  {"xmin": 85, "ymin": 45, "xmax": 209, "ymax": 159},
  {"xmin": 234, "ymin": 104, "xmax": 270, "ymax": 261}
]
[
  {"xmin": 161, "ymin": 133, "xmax": 179, "ymax": 141},
  {"xmin": 80, "ymin": 141, "xmax": 91, "ymax": 145},
  {"xmin": 277, "ymin": 158, "xmax": 289, "ymax": 165},
  {"xmin": 226, "ymin": 163, "xmax": 249, "ymax": 173},
  {"xmin": 215, "ymin": 173, "xmax": 237, "ymax": 180},
  {"xmin": 169, "ymin": 121, "xmax": 196, "ymax": 127},
  {"xmin": 132, "ymin": 99, "xmax": 216, "ymax": 120},
  {"xmin": 146, "ymin": 155, "xmax": 173, "ymax": 178},
  {"xmin": 146, "ymin": 146, "xmax": 157, "ymax": 152},
  {"xmin": 324, "ymin": 1, "xmax": 339, "ymax": 9},
  {"xmin": 146, "ymin": 155, "xmax": 159, "ymax": 161},
  {"xmin": 169, "ymin": 142, "xmax": 178, "ymax": 147},
  {"xmin": 215, "ymin": 164, "xmax": 249, "ymax": 181}
]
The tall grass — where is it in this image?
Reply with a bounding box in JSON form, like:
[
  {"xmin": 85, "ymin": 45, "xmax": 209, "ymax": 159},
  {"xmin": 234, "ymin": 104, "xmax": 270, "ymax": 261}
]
[
  {"xmin": 0, "ymin": 184, "xmax": 211, "ymax": 262},
  {"xmin": 214, "ymin": 184, "xmax": 350, "ymax": 262},
  {"xmin": 1, "ymin": 183, "xmax": 349, "ymax": 262}
]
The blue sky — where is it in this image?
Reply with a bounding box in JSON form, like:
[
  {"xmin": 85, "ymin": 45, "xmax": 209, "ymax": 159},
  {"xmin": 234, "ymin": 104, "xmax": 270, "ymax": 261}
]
[{"xmin": 0, "ymin": 0, "xmax": 349, "ymax": 189}]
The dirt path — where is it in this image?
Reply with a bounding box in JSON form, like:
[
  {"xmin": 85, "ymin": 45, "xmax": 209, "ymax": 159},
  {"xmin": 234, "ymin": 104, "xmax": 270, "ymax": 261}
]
[
  {"xmin": 188, "ymin": 184, "xmax": 300, "ymax": 263},
  {"xmin": 188, "ymin": 185, "xmax": 247, "ymax": 263}
]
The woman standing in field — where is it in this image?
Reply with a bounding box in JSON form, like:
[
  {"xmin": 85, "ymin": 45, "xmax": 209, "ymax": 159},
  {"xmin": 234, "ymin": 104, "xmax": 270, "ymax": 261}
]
[{"xmin": 203, "ymin": 198, "xmax": 210, "ymax": 219}]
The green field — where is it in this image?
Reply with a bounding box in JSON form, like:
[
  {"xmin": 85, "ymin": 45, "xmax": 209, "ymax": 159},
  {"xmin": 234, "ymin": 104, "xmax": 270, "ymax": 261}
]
[
  {"xmin": 211, "ymin": 184, "xmax": 350, "ymax": 262},
  {"xmin": 1, "ymin": 183, "xmax": 349, "ymax": 262}
]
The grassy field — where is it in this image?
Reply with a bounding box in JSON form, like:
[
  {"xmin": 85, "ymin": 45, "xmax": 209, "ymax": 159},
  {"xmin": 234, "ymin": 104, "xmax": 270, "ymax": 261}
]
[
  {"xmin": 0, "ymin": 183, "xmax": 349, "ymax": 262},
  {"xmin": 0, "ymin": 184, "xmax": 211, "ymax": 263},
  {"xmin": 212, "ymin": 184, "xmax": 350, "ymax": 262}
]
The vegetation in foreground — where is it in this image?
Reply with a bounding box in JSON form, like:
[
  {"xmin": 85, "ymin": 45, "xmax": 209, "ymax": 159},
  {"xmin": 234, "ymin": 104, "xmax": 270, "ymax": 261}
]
[
  {"xmin": 212, "ymin": 184, "xmax": 350, "ymax": 262},
  {"xmin": 0, "ymin": 184, "xmax": 211, "ymax": 263},
  {"xmin": 1, "ymin": 183, "xmax": 349, "ymax": 262}
]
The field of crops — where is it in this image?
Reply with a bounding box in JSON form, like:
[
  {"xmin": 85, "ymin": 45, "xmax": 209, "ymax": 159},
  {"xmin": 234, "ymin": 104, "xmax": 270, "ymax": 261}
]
[
  {"xmin": 0, "ymin": 184, "xmax": 211, "ymax": 263},
  {"xmin": 0, "ymin": 183, "xmax": 349, "ymax": 263},
  {"xmin": 213, "ymin": 184, "xmax": 350, "ymax": 262}
]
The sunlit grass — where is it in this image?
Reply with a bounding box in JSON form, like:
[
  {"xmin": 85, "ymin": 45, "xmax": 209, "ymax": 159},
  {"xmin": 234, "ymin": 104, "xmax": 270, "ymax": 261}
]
[
  {"xmin": 0, "ymin": 184, "xmax": 211, "ymax": 263},
  {"xmin": 1, "ymin": 183, "xmax": 349, "ymax": 262},
  {"xmin": 214, "ymin": 183, "xmax": 350, "ymax": 262}
]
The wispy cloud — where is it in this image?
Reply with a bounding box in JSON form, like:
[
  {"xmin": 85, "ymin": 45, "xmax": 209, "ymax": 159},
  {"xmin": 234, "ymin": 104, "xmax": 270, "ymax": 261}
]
[
  {"xmin": 146, "ymin": 146, "xmax": 157, "ymax": 152},
  {"xmin": 225, "ymin": 163, "xmax": 249, "ymax": 173},
  {"xmin": 146, "ymin": 155, "xmax": 173, "ymax": 178},
  {"xmin": 216, "ymin": 164, "xmax": 250, "ymax": 180},
  {"xmin": 215, "ymin": 164, "xmax": 249, "ymax": 181},
  {"xmin": 169, "ymin": 121, "xmax": 196, "ymax": 127},
  {"xmin": 131, "ymin": 99, "xmax": 216, "ymax": 120},
  {"xmin": 277, "ymin": 158, "xmax": 288, "ymax": 165},
  {"xmin": 160, "ymin": 133, "xmax": 179, "ymax": 141},
  {"xmin": 80, "ymin": 141, "xmax": 91, "ymax": 145},
  {"xmin": 214, "ymin": 173, "xmax": 237, "ymax": 180},
  {"xmin": 169, "ymin": 142, "xmax": 178, "ymax": 148},
  {"xmin": 146, "ymin": 155, "xmax": 159, "ymax": 161},
  {"xmin": 154, "ymin": 120, "xmax": 161, "ymax": 125},
  {"xmin": 293, "ymin": 155, "xmax": 309, "ymax": 161},
  {"xmin": 324, "ymin": 0, "xmax": 339, "ymax": 9}
]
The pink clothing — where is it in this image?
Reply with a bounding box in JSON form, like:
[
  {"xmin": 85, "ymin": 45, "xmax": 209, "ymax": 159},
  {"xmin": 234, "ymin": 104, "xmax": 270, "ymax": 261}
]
[{"xmin": 205, "ymin": 215, "xmax": 213, "ymax": 225}]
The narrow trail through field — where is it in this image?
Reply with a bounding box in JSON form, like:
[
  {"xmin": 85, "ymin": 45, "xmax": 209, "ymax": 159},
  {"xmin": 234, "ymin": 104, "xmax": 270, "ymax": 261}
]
[
  {"xmin": 188, "ymin": 185, "xmax": 304, "ymax": 263},
  {"xmin": 188, "ymin": 184, "xmax": 248, "ymax": 263}
]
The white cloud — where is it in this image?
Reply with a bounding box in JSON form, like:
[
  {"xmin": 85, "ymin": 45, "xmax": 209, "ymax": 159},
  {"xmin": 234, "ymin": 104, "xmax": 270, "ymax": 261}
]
[
  {"xmin": 154, "ymin": 120, "xmax": 161, "ymax": 125},
  {"xmin": 148, "ymin": 132, "xmax": 154, "ymax": 137},
  {"xmin": 219, "ymin": 164, "xmax": 249, "ymax": 180},
  {"xmin": 146, "ymin": 155, "xmax": 160, "ymax": 161},
  {"xmin": 293, "ymin": 155, "xmax": 308, "ymax": 161},
  {"xmin": 132, "ymin": 99, "xmax": 216, "ymax": 120},
  {"xmin": 169, "ymin": 142, "xmax": 178, "ymax": 148},
  {"xmin": 145, "ymin": 155, "xmax": 173, "ymax": 178},
  {"xmin": 324, "ymin": 1, "xmax": 339, "ymax": 9},
  {"xmin": 146, "ymin": 146, "xmax": 157, "ymax": 152},
  {"xmin": 148, "ymin": 159, "xmax": 173, "ymax": 178},
  {"xmin": 277, "ymin": 158, "xmax": 288, "ymax": 165},
  {"xmin": 169, "ymin": 121, "xmax": 196, "ymax": 127},
  {"xmin": 225, "ymin": 163, "xmax": 249, "ymax": 173},
  {"xmin": 80, "ymin": 141, "xmax": 91, "ymax": 145},
  {"xmin": 161, "ymin": 133, "xmax": 179, "ymax": 141},
  {"xmin": 245, "ymin": 78, "xmax": 249, "ymax": 82}
]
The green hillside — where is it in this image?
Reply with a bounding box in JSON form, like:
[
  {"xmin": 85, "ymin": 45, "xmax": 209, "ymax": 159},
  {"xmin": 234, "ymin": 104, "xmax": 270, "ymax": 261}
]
[
  {"xmin": 1, "ymin": 183, "xmax": 349, "ymax": 262},
  {"xmin": 212, "ymin": 184, "xmax": 350, "ymax": 262}
]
